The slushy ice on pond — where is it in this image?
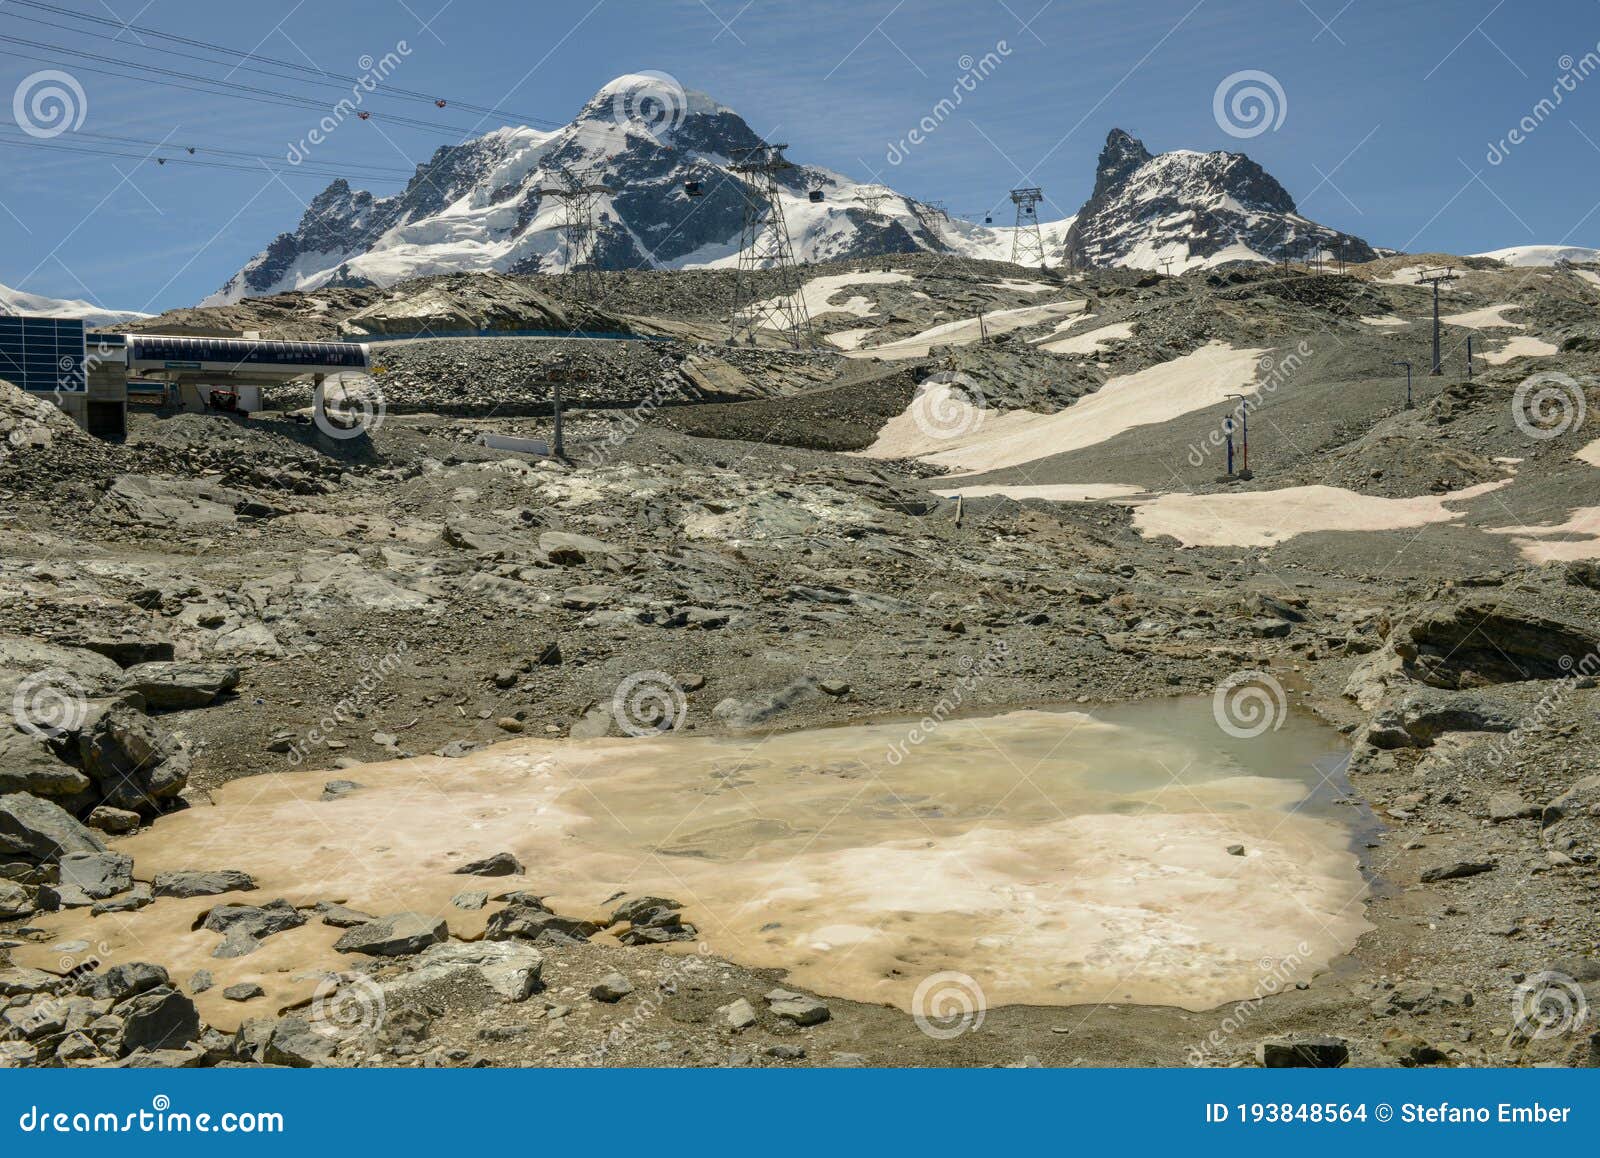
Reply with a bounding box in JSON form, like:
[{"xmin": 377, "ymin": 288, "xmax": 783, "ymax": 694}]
[{"xmin": 27, "ymin": 700, "xmax": 1369, "ymax": 1031}]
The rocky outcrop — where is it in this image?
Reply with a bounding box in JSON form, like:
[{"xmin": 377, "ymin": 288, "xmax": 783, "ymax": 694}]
[
  {"xmin": 1397, "ymin": 597, "xmax": 1600, "ymax": 687},
  {"xmin": 1065, "ymin": 129, "xmax": 1376, "ymax": 271}
]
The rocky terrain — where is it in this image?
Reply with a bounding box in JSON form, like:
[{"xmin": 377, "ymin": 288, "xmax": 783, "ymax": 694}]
[{"xmin": 1, "ymin": 247, "xmax": 1598, "ymax": 1071}]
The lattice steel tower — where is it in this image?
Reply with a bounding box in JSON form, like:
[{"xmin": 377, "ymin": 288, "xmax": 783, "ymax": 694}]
[
  {"xmin": 727, "ymin": 143, "xmax": 813, "ymax": 349},
  {"xmin": 1009, "ymin": 186, "xmax": 1046, "ymax": 267},
  {"xmin": 536, "ymin": 164, "xmax": 614, "ymax": 303}
]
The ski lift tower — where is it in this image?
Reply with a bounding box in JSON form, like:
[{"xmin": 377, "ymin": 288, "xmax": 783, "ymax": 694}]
[
  {"xmin": 1415, "ymin": 267, "xmax": 1459, "ymax": 375},
  {"xmin": 727, "ymin": 143, "xmax": 814, "ymax": 349},
  {"xmin": 855, "ymin": 186, "xmax": 894, "ymax": 216},
  {"xmin": 536, "ymin": 165, "xmax": 614, "ymax": 303},
  {"xmin": 1009, "ymin": 187, "xmax": 1046, "ymax": 267}
]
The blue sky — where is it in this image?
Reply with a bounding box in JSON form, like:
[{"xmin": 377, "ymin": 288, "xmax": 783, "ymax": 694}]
[{"xmin": 2, "ymin": 0, "xmax": 1599, "ymax": 312}]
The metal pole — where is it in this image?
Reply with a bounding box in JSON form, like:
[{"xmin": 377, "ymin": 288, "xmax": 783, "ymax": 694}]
[
  {"xmin": 1431, "ymin": 280, "xmax": 1441, "ymax": 375},
  {"xmin": 552, "ymin": 375, "xmax": 564, "ymax": 458},
  {"xmin": 1392, "ymin": 361, "xmax": 1412, "ymax": 409},
  {"xmin": 1226, "ymin": 393, "xmax": 1249, "ymax": 475},
  {"xmin": 1416, "ymin": 268, "xmax": 1456, "ymax": 375},
  {"xmin": 1466, "ymin": 335, "xmax": 1474, "ymax": 378}
]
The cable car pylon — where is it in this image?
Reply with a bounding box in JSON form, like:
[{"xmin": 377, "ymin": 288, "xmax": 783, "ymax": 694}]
[{"xmin": 727, "ymin": 143, "xmax": 814, "ymax": 350}]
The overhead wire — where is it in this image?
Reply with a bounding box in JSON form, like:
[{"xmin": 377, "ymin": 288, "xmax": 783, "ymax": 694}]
[{"xmin": 4, "ymin": 0, "xmax": 565, "ymax": 126}]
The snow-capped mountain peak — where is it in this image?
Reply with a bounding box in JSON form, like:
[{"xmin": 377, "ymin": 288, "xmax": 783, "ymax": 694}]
[
  {"xmin": 206, "ymin": 85, "xmax": 1375, "ymax": 304},
  {"xmin": 0, "ymin": 282, "xmax": 148, "ymax": 327},
  {"xmin": 1065, "ymin": 128, "xmax": 1375, "ymax": 273}
]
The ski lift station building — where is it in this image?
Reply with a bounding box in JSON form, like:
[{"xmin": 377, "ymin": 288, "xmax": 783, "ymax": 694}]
[{"xmin": 0, "ymin": 315, "xmax": 371, "ymax": 438}]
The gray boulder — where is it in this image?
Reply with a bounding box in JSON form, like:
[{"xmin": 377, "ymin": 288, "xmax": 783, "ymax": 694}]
[
  {"xmin": 82, "ymin": 962, "xmax": 169, "ymax": 1003},
  {"xmin": 0, "ymin": 792, "xmax": 107, "ymax": 861},
  {"xmin": 40, "ymin": 850, "xmax": 133, "ymax": 908},
  {"xmin": 0, "ymin": 878, "xmax": 36, "ymax": 918},
  {"xmin": 0, "ymin": 728, "xmax": 92, "ymax": 800},
  {"xmin": 382, "ymin": 941, "xmax": 544, "ymax": 1003},
  {"xmin": 590, "ymin": 971, "xmax": 633, "ymax": 1002},
  {"xmin": 453, "ymin": 851, "xmax": 523, "ymax": 877},
  {"xmin": 152, "ymin": 868, "xmax": 256, "ymax": 898},
  {"xmin": 718, "ymin": 997, "xmax": 758, "ymax": 1030},
  {"xmin": 75, "ymin": 702, "xmax": 191, "ymax": 814},
  {"xmin": 315, "ymin": 901, "xmax": 375, "ymax": 928},
  {"xmin": 485, "ymin": 903, "xmax": 599, "ymax": 945},
  {"xmin": 1256, "ymin": 1036, "xmax": 1349, "ymax": 1067},
  {"xmin": 202, "ymin": 899, "xmax": 306, "ymax": 958},
  {"xmin": 262, "ymin": 1016, "xmax": 337, "ymax": 1067},
  {"xmin": 86, "ymin": 806, "xmax": 141, "ymax": 834},
  {"xmin": 91, "ymin": 882, "xmax": 153, "ymax": 915},
  {"xmin": 764, "ymin": 988, "xmax": 830, "ymax": 1026},
  {"xmin": 1367, "ymin": 691, "xmax": 1517, "ymax": 750},
  {"xmin": 116, "ymin": 987, "xmax": 200, "ymax": 1056},
  {"xmin": 119, "ymin": 662, "xmax": 241, "ymax": 710},
  {"xmin": 1543, "ymin": 775, "xmax": 1600, "ymax": 828},
  {"xmin": 333, "ymin": 912, "xmax": 447, "ymax": 956},
  {"xmin": 1420, "ymin": 860, "xmax": 1495, "ymax": 883}
]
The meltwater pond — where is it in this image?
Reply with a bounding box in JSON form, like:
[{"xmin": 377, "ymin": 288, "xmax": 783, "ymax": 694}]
[{"xmin": 31, "ymin": 699, "xmax": 1371, "ymax": 1028}]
